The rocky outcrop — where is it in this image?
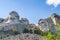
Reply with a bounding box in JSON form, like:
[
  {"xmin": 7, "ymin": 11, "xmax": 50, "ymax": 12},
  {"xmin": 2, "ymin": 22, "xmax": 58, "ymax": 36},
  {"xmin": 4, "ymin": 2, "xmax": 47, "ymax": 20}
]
[
  {"xmin": 38, "ymin": 13, "xmax": 60, "ymax": 33},
  {"xmin": 51, "ymin": 13, "xmax": 60, "ymax": 25},
  {"xmin": 20, "ymin": 18, "xmax": 29, "ymax": 25},
  {"xmin": 0, "ymin": 11, "xmax": 29, "ymax": 34},
  {"xmin": 4, "ymin": 11, "xmax": 20, "ymax": 24},
  {"xmin": 0, "ymin": 11, "xmax": 60, "ymax": 36},
  {"xmin": 38, "ymin": 19, "xmax": 49, "ymax": 32},
  {"xmin": 2, "ymin": 33, "xmax": 44, "ymax": 40},
  {"xmin": 26, "ymin": 24, "xmax": 38, "ymax": 31}
]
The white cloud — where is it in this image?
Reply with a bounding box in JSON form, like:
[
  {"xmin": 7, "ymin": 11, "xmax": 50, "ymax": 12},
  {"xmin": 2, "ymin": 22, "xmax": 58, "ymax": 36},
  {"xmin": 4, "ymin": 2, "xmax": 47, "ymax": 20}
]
[{"xmin": 46, "ymin": 0, "xmax": 60, "ymax": 7}]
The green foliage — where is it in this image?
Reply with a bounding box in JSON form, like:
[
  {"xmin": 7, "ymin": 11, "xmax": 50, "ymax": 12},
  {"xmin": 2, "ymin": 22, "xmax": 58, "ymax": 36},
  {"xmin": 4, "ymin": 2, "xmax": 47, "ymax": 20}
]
[
  {"xmin": 14, "ymin": 26, "xmax": 60, "ymax": 40},
  {"xmin": 29, "ymin": 29, "xmax": 33, "ymax": 34},
  {"xmin": 13, "ymin": 30, "xmax": 18, "ymax": 35},
  {"xmin": 45, "ymin": 31, "xmax": 56, "ymax": 40},
  {"xmin": 34, "ymin": 29, "xmax": 44, "ymax": 35},
  {"xmin": 56, "ymin": 33, "xmax": 60, "ymax": 40},
  {"xmin": 34, "ymin": 29, "xmax": 40, "ymax": 35},
  {"xmin": 57, "ymin": 24, "xmax": 60, "ymax": 30},
  {"xmin": 44, "ymin": 30, "xmax": 60, "ymax": 40},
  {"xmin": 6, "ymin": 34, "xmax": 10, "ymax": 37},
  {"xmin": 23, "ymin": 28, "xmax": 34, "ymax": 34},
  {"xmin": 23, "ymin": 28, "xmax": 29, "ymax": 33}
]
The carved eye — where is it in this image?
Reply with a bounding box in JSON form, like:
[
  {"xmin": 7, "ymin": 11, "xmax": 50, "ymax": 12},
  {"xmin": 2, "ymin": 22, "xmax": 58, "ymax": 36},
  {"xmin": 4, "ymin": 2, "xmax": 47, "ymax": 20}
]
[
  {"xmin": 10, "ymin": 17, "xmax": 15, "ymax": 20},
  {"xmin": 54, "ymin": 15, "xmax": 57, "ymax": 17},
  {"xmin": 41, "ymin": 22, "xmax": 44, "ymax": 23}
]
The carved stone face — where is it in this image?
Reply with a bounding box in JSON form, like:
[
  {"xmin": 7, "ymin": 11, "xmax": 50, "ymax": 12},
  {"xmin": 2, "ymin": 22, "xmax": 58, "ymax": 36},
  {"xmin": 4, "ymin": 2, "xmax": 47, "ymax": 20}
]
[
  {"xmin": 20, "ymin": 18, "xmax": 29, "ymax": 25},
  {"xmin": 9, "ymin": 11, "xmax": 19, "ymax": 20},
  {"xmin": 4, "ymin": 11, "xmax": 20, "ymax": 24},
  {"xmin": 38, "ymin": 19, "xmax": 49, "ymax": 32}
]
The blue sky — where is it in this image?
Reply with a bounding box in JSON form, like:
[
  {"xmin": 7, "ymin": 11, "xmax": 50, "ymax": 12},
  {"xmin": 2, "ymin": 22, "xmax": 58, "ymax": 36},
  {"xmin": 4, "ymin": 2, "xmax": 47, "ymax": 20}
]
[{"xmin": 0, "ymin": 0, "xmax": 60, "ymax": 24}]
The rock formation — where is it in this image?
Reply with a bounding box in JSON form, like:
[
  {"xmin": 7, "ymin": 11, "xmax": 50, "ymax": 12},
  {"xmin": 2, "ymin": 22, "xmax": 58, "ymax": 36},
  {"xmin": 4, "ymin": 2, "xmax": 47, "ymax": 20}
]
[
  {"xmin": 38, "ymin": 19, "xmax": 49, "ymax": 32},
  {"xmin": 2, "ymin": 33, "xmax": 44, "ymax": 40},
  {"xmin": 38, "ymin": 13, "xmax": 60, "ymax": 33},
  {"xmin": 0, "ymin": 12, "xmax": 60, "ymax": 38},
  {"xmin": 0, "ymin": 11, "xmax": 29, "ymax": 34},
  {"xmin": 51, "ymin": 13, "xmax": 60, "ymax": 25}
]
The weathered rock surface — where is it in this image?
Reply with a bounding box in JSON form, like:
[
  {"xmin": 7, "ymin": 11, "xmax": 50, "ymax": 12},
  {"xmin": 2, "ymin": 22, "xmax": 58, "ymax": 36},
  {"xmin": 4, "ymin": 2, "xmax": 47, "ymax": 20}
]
[
  {"xmin": 0, "ymin": 11, "xmax": 29, "ymax": 34},
  {"xmin": 38, "ymin": 13, "xmax": 60, "ymax": 33},
  {"xmin": 2, "ymin": 33, "xmax": 44, "ymax": 40}
]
